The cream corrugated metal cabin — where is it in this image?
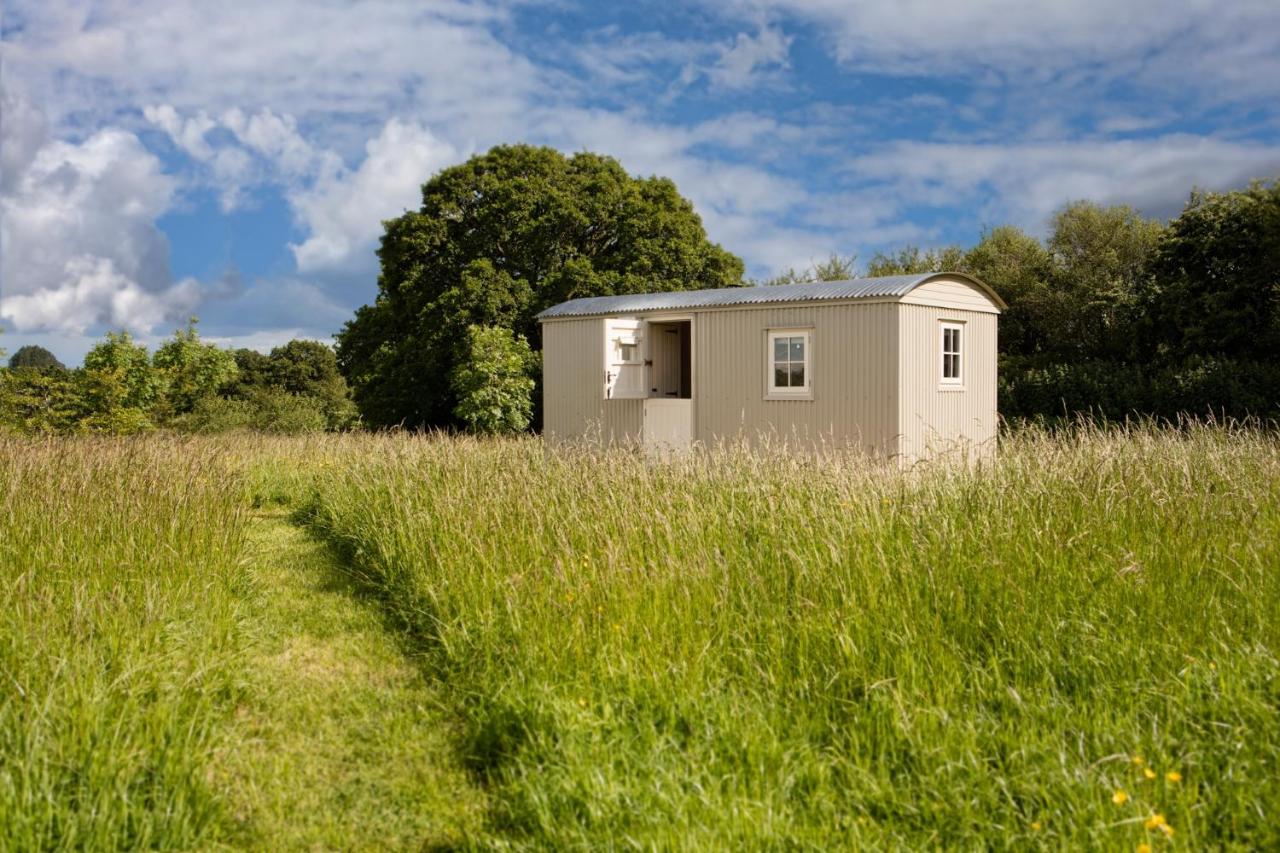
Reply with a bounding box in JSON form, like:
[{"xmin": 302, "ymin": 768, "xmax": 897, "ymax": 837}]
[{"xmin": 535, "ymin": 273, "xmax": 1005, "ymax": 461}]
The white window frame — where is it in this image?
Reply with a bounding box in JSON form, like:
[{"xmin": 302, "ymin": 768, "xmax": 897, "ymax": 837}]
[
  {"xmin": 939, "ymin": 321, "xmax": 964, "ymax": 388},
  {"xmin": 765, "ymin": 328, "xmax": 813, "ymax": 400},
  {"xmin": 616, "ymin": 339, "xmax": 642, "ymax": 364}
]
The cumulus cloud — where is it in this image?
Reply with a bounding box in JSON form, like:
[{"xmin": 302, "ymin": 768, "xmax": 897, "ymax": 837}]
[
  {"xmin": 850, "ymin": 134, "xmax": 1280, "ymax": 231},
  {"xmin": 717, "ymin": 0, "xmax": 1280, "ymax": 101},
  {"xmin": 5, "ymin": 0, "xmax": 1279, "ymax": 342},
  {"xmin": 707, "ymin": 24, "xmax": 792, "ymax": 89},
  {"xmin": 4, "ymin": 1, "xmax": 540, "ymax": 153},
  {"xmin": 0, "ymin": 91, "xmax": 207, "ymax": 334},
  {"xmin": 1, "ymin": 257, "xmax": 201, "ymax": 335},
  {"xmin": 289, "ymin": 119, "xmax": 459, "ymax": 273}
]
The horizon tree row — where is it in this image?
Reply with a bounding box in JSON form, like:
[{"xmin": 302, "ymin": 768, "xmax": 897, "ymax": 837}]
[{"xmin": 0, "ymin": 322, "xmax": 357, "ymax": 435}]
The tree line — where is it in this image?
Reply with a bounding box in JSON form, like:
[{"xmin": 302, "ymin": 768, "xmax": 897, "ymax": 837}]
[
  {"xmin": 856, "ymin": 182, "xmax": 1280, "ymax": 421},
  {"xmin": 4, "ymin": 143, "xmax": 1276, "ymax": 435},
  {"xmin": 339, "ymin": 144, "xmax": 1279, "ymax": 430},
  {"xmin": 0, "ymin": 322, "xmax": 357, "ymax": 435}
]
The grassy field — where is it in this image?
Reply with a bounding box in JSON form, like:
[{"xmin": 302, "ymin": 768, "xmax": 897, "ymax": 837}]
[
  {"xmin": 0, "ymin": 437, "xmax": 480, "ymax": 850},
  {"xmin": 3, "ymin": 425, "xmax": 1279, "ymax": 849}
]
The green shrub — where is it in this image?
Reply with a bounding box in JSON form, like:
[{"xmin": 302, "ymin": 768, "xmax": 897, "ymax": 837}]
[
  {"xmin": 248, "ymin": 389, "xmax": 328, "ymax": 434},
  {"xmin": 178, "ymin": 395, "xmax": 256, "ymax": 433},
  {"xmin": 450, "ymin": 325, "xmax": 535, "ymax": 434},
  {"xmin": 1000, "ymin": 356, "xmax": 1280, "ymax": 422}
]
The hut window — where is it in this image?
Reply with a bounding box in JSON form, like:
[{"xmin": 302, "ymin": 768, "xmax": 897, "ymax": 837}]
[
  {"xmin": 940, "ymin": 322, "xmax": 963, "ymax": 385},
  {"xmin": 767, "ymin": 329, "xmax": 811, "ymax": 398}
]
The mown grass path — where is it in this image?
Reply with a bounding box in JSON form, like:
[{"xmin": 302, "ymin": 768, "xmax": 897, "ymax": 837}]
[{"xmin": 216, "ymin": 510, "xmax": 484, "ymax": 850}]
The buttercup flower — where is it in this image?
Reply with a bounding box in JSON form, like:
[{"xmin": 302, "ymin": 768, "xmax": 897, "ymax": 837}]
[{"xmin": 1112, "ymin": 790, "xmax": 1129, "ymax": 805}]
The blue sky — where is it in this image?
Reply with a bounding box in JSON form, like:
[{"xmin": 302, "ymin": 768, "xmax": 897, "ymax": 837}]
[{"xmin": 3, "ymin": 1, "xmax": 1279, "ymax": 364}]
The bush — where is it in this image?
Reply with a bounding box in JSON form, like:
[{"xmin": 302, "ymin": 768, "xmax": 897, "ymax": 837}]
[
  {"xmin": 177, "ymin": 391, "xmax": 328, "ymax": 434},
  {"xmin": 178, "ymin": 396, "xmax": 256, "ymax": 434},
  {"xmin": 450, "ymin": 325, "xmax": 536, "ymax": 435},
  {"xmin": 0, "ymin": 368, "xmax": 83, "ymax": 434},
  {"xmin": 248, "ymin": 389, "xmax": 328, "ymax": 434},
  {"xmin": 1000, "ymin": 356, "xmax": 1280, "ymax": 423}
]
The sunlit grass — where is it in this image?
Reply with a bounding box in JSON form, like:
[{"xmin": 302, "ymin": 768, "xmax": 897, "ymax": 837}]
[
  {"xmin": 3, "ymin": 426, "xmax": 1277, "ymax": 849},
  {"xmin": 0, "ymin": 437, "xmax": 250, "ymax": 849},
  {"xmin": 298, "ymin": 423, "xmax": 1280, "ymax": 849}
]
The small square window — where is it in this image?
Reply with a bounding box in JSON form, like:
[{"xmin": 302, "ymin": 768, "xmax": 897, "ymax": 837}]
[{"xmin": 767, "ymin": 330, "xmax": 811, "ymax": 398}]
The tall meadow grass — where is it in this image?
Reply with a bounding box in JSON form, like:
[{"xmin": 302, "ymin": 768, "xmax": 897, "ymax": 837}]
[
  {"xmin": 0, "ymin": 437, "xmax": 250, "ymax": 849},
  {"xmin": 301, "ymin": 424, "xmax": 1280, "ymax": 849}
]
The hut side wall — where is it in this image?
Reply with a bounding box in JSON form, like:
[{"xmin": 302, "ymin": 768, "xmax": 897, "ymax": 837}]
[
  {"xmin": 692, "ymin": 302, "xmax": 900, "ymax": 455},
  {"xmin": 896, "ymin": 304, "xmax": 999, "ymax": 463}
]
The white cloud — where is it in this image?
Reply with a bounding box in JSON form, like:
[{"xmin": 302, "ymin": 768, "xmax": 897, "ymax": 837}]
[
  {"xmin": 707, "ymin": 24, "xmax": 792, "ymax": 89},
  {"xmin": 5, "ymin": 1, "xmax": 540, "ymax": 152},
  {"xmin": 7, "ymin": 0, "xmax": 1279, "ymax": 340},
  {"xmin": 200, "ymin": 328, "xmax": 323, "ymax": 354},
  {"xmin": 718, "ymin": 1, "xmax": 1280, "ymax": 101},
  {"xmin": 289, "ymin": 119, "xmax": 460, "ymax": 273},
  {"xmin": 1, "ymin": 257, "xmax": 201, "ymax": 335},
  {"xmin": 850, "ymin": 134, "xmax": 1280, "ymax": 231},
  {"xmin": 0, "ymin": 92, "xmax": 208, "ymax": 334}
]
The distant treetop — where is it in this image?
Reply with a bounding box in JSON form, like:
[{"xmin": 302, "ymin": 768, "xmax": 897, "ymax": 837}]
[{"xmin": 8, "ymin": 345, "xmax": 66, "ymax": 371}]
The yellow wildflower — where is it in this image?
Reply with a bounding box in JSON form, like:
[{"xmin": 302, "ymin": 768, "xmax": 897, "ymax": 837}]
[
  {"xmin": 1143, "ymin": 767, "xmax": 1157, "ymax": 780},
  {"xmin": 577, "ymin": 697, "xmax": 587, "ymax": 708},
  {"xmin": 1160, "ymin": 824, "xmax": 1174, "ymax": 838},
  {"xmin": 1112, "ymin": 790, "xmax": 1129, "ymax": 805},
  {"xmin": 1136, "ymin": 844, "xmax": 1152, "ymax": 853},
  {"xmin": 1030, "ymin": 821, "xmax": 1042, "ymax": 831},
  {"xmin": 1144, "ymin": 814, "xmax": 1167, "ymax": 831},
  {"xmin": 1166, "ymin": 770, "xmax": 1182, "ymax": 783},
  {"xmin": 1131, "ymin": 755, "xmax": 1145, "ymax": 766}
]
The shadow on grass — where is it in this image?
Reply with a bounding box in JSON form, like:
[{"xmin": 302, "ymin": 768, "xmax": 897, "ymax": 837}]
[{"xmin": 280, "ymin": 503, "xmax": 533, "ymax": 829}]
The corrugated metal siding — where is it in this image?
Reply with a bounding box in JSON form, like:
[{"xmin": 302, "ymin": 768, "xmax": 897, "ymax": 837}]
[
  {"xmin": 896, "ymin": 305, "xmax": 998, "ymax": 462},
  {"xmin": 541, "ymin": 317, "xmax": 642, "ymax": 444},
  {"xmin": 602, "ymin": 400, "xmax": 643, "ymax": 444},
  {"xmin": 693, "ymin": 303, "xmax": 899, "ymax": 454}
]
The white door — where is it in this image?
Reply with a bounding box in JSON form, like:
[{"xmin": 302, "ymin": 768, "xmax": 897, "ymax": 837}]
[
  {"xmin": 642, "ymin": 399, "xmax": 692, "ymax": 450},
  {"xmin": 604, "ymin": 318, "xmax": 646, "ymax": 399}
]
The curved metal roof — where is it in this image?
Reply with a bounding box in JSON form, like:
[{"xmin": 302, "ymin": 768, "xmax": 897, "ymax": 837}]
[{"xmin": 535, "ymin": 272, "xmax": 1005, "ymax": 319}]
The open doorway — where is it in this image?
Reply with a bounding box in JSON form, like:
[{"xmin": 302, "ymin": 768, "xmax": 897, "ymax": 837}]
[{"xmin": 647, "ymin": 321, "xmax": 691, "ymax": 399}]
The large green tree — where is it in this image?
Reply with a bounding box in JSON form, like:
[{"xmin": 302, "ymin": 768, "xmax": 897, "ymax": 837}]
[
  {"xmin": 1141, "ymin": 180, "xmax": 1280, "ymax": 362},
  {"xmin": 265, "ymin": 340, "xmax": 357, "ymax": 429},
  {"xmin": 1045, "ymin": 201, "xmax": 1164, "ymax": 360},
  {"xmin": 152, "ymin": 320, "xmax": 239, "ymax": 417},
  {"xmin": 83, "ymin": 332, "xmax": 160, "ymax": 411},
  {"xmin": 337, "ymin": 144, "xmax": 744, "ymax": 428},
  {"xmin": 962, "ymin": 226, "xmax": 1057, "ymax": 357}
]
